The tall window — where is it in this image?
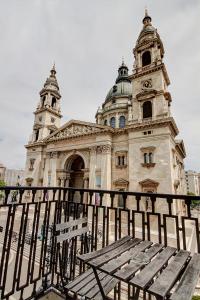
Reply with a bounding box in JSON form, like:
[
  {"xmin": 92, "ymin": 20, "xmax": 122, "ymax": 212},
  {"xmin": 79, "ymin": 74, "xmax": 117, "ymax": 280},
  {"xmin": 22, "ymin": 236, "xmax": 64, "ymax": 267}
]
[
  {"xmin": 35, "ymin": 129, "xmax": 39, "ymax": 141},
  {"xmin": 142, "ymin": 51, "xmax": 151, "ymax": 66},
  {"xmin": 51, "ymin": 97, "xmax": 56, "ymax": 108},
  {"xmin": 144, "ymin": 152, "xmax": 153, "ymax": 164},
  {"xmin": 110, "ymin": 117, "xmax": 116, "ymax": 128},
  {"xmin": 104, "ymin": 119, "xmax": 107, "ymax": 126},
  {"xmin": 42, "ymin": 96, "xmax": 46, "ymax": 107},
  {"xmin": 119, "ymin": 116, "xmax": 126, "ymax": 128},
  {"xmin": 143, "ymin": 101, "xmax": 152, "ymax": 119}
]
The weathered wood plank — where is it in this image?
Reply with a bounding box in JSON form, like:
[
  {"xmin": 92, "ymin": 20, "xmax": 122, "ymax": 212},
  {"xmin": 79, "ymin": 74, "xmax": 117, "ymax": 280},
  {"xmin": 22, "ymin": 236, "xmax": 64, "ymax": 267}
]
[
  {"xmin": 56, "ymin": 217, "xmax": 87, "ymax": 231},
  {"xmin": 170, "ymin": 254, "xmax": 200, "ymax": 300},
  {"xmin": 130, "ymin": 246, "xmax": 176, "ymax": 289},
  {"xmin": 115, "ymin": 243, "xmax": 163, "ymax": 280},
  {"xmin": 78, "ymin": 235, "xmax": 132, "ymax": 262},
  {"xmin": 89, "ymin": 238, "xmax": 141, "ymax": 267},
  {"xmin": 148, "ymin": 250, "xmax": 190, "ymax": 298},
  {"xmin": 65, "ymin": 269, "xmax": 94, "ymax": 289},
  {"xmin": 101, "ymin": 240, "xmax": 152, "ymax": 274},
  {"xmin": 57, "ymin": 226, "xmax": 89, "ymax": 243},
  {"xmin": 93, "ymin": 277, "xmax": 119, "ymax": 300},
  {"xmin": 76, "ymin": 272, "xmax": 106, "ymax": 295}
]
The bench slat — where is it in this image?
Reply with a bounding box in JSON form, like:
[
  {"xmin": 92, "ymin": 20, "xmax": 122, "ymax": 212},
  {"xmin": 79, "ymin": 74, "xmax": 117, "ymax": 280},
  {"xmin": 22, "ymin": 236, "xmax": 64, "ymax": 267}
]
[
  {"xmin": 101, "ymin": 240, "xmax": 152, "ymax": 274},
  {"xmin": 89, "ymin": 238, "xmax": 141, "ymax": 267},
  {"xmin": 76, "ymin": 272, "xmax": 106, "ymax": 295},
  {"xmin": 57, "ymin": 226, "xmax": 89, "ymax": 243},
  {"xmin": 115, "ymin": 243, "xmax": 163, "ymax": 280},
  {"xmin": 91, "ymin": 277, "xmax": 119, "ymax": 300},
  {"xmin": 148, "ymin": 250, "xmax": 190, "ymax": 298},
  {"xmin": 170, "ymin": 254, "xmax": 200, "ymax": 300},
  {"xmin": 130, "ymin": 246, "xmax": 176, "ymax": 289},
  {"xmin": 78, "ymin": 235, "xmax": 131, "ymax": 262},
  {"xmin": 56, "ymin": 217, "xmax": 87, "ymax": 231},
  {"xmin": 65, "ymin": 269, "xmax": 93, "ymax": 290}
]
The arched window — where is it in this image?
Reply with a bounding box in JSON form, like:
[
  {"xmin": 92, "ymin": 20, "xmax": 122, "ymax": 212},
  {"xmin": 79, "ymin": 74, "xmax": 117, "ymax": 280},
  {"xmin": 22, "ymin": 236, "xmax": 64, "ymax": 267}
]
[
  {"xmin": 143, "ymin": 101, "xmax": 152, "ymax": 119},
  {"xmin": 35, "ymin": 129, "xmax": 39, "ymax": 141},
  {"xmin": 42, "ymin": 96, "xmax": 46, "ymax": 107},
  {"xmin": 51, "ymin": 97, "xmax": 56, "ymax": 108},
  {"xmin": 110, "ymin": 117, "xmax": 116, "ymax": 128},
  {"xmin": 104, "ymin": 119, "xmax": 107, "ymax": 126},
  {"xmin": 142, "ymin": 51, "xmax": 151, "ymax": 67},
  {"xmin": 119, "ymin": 116, "xmax": 126, "ymax": 128},
  {"xmin": 149, "ymin": 152, "xmax": 153, "ymax": 163}
]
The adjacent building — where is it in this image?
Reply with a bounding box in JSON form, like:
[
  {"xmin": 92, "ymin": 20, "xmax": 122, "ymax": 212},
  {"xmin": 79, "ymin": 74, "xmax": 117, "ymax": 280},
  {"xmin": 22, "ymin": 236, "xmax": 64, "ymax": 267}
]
[
  {"xmin": 0, "ymin": 163, "xmax": 6, "ymax": 182},
  {"xmin": 24, "ymin": 11, "xmax": 186, "ymax": 207},
  {"xmin": 4, "ymin": 169, "xmax": 24, "ymax": 186},
  {"xmin": 185, "ymin": 170, "xmax": 200, "ymax": 196}
]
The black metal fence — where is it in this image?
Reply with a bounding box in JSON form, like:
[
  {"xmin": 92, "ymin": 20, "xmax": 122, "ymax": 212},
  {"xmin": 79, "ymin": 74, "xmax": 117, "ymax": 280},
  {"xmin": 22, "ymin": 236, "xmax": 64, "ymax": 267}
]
[{"xmin": 0, "ymin": 186, "xmax": 200, "ymax": 300}]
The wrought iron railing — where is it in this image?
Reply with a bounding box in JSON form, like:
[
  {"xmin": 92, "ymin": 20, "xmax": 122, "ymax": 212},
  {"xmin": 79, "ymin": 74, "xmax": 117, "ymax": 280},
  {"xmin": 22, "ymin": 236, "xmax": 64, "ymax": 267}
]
[{"xmin": 0, "ymin": 186, "xmax": 200, "ymax": 299}]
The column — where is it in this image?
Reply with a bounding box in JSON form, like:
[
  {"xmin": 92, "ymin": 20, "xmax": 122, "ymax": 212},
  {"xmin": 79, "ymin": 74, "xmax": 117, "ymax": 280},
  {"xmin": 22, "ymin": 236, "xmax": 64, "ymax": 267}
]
[
  {"xmin": 43, "ymin": 153, "xmax": 50, "ymax": 186},
  {"xmin": 65, "ymin": 173, "xmax": 71, "ymax": 188},
  {"xmin": 89, "ymin": 147, "xmax": 97, "ymax": 189},
  {"xmin": 50, "ymin": 152, "xmax": 58, "ymax": 187},
  {"xmin": 100, "ymin": 145, "xmax": 112, "ymax": 191},
  {"xmin": 83, "ymin": 172, "xmax": 89, "ymax": 204}
]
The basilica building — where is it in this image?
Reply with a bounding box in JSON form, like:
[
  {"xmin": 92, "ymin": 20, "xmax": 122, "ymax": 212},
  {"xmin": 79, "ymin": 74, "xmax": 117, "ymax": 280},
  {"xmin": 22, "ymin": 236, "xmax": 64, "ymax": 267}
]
[{"xmin": 24, "ymin": 11, "xmax": 186, "ymax": 199}]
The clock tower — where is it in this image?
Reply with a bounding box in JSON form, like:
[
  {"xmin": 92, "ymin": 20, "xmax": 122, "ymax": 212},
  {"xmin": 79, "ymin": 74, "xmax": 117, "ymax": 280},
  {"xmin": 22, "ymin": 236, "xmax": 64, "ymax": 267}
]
[{"xmin": 131, "ymin": 9, "xmax": 172, "ymax": 123}]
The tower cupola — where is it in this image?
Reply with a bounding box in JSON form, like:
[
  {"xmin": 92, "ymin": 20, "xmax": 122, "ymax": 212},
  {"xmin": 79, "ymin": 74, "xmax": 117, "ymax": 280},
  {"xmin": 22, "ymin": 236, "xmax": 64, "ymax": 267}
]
[
  {"xmin": 116, "ymin": 60, "xmax": 129, "ymax": 84},
  {"xmin": 142, "ymin": 8, "xmax": 152, "ymax": 26}
]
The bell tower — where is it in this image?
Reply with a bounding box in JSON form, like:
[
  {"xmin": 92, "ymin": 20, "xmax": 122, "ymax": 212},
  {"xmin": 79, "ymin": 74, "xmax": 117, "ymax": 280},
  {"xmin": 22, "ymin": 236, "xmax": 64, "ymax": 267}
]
[
  {"xmin": 30, "ymin": 65, "xmax": 62, "ymax": 143},
  {"xmin": 131, "ymin": 10, "xmax": 172, "ymax": 123}
]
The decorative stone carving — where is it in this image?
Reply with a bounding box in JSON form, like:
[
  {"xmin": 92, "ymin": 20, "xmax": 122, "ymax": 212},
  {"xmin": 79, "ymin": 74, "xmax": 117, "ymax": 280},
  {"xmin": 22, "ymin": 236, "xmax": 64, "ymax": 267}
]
[
  {"xmin": 49, "ymin": 124, "xmax": 102, "ymax": 140},
  {"xmin": 97, "ymin": 144, "xmax": 112, "ymax": 154},
  {"xmin": 50, "ymin": 151, "xmax": 58, "ymax": 159}
]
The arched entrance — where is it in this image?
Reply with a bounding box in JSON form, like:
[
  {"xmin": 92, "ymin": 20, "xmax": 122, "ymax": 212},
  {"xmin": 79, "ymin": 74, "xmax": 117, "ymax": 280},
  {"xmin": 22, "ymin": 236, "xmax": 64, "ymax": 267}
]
[{"xmin": 67, "ymin": 155, "xmax": 85, "ymax": 189}]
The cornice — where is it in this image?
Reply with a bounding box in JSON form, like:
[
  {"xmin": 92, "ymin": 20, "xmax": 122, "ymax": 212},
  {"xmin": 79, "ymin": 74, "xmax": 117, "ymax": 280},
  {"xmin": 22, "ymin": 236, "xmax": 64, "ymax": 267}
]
[
  {"xmin": 25, "ymin": 141, "xmax": 45, "ymax": 149},
  {"xmin": 129, "ymin": 63, "xmax": 170, "ymax": 86},
  {"xmin": 126, "ymin": 117, "xmax": 179, "ymax": 136},
  {"xmin": 34, "ymin": 107, "xmax": 62, "ymax": 118}
]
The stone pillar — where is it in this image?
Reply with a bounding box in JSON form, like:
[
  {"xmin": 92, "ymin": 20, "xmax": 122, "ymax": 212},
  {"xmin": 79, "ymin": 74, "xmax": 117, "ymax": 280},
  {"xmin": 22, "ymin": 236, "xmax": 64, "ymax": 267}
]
[
  {"xmin": 100, "ymin": 145, "xmax": 112, "ymax": 191},
  {"xmin": 50, "ymin": 152, "xmax": 58, "ymax": 187},
  {"xmin": 89, "ymin": 146, "xmax": 97, "ymax": 189},
  {"xmin": 83, "ymin": 171, "xmax": 89, "ymax": 204},
  {"xmin": 65, "ymin": 173, "xmax": 71, "ymax": 188},
  {"xmin": 43, "ymin": 153, "xmax": 50, "ymax": 186}
]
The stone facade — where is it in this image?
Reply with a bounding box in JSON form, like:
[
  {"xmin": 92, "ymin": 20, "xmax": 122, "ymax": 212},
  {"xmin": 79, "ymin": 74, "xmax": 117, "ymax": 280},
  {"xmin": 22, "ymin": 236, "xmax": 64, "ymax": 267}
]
[{"xmin": 24, "ymin": 12, "xmax": 186, "ymax": 210}]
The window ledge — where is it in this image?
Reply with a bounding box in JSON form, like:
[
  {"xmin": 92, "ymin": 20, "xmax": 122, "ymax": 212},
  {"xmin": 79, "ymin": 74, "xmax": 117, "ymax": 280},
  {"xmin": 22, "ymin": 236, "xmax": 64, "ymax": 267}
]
[
  {"xmin": 141, "ymin": 163, "xmax": 156, "ymax": 168},
  {"xmin": 116, "ymin": 165, "xmax": 127, "ymax": 169}
]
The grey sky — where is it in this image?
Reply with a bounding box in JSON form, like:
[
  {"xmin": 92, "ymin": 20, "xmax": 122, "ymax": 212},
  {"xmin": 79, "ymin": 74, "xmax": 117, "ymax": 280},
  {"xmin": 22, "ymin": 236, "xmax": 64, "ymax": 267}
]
[{"xmin": 0, "ymin": 0, "xmax": 199, "ymax": 171}]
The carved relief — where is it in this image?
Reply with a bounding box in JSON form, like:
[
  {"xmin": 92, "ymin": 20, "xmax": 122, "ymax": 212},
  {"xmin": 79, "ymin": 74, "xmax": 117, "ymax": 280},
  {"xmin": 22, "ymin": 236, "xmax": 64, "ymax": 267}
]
[
  {"xmin": 97, "ymin": 145, "xmax": 112, "ymax": 154},
  {"xmin": 49, "ymin": 124, "xmax": 102, "ymax": 140}
]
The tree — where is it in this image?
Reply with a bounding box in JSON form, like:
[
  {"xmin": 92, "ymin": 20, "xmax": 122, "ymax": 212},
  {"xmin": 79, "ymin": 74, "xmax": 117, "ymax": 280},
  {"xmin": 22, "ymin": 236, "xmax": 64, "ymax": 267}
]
[
  {"xmin": 0, "ymin": 180, "xmax": 6, "ymax": 203},
  {"xmin": 187, "ymin": 192, "xmax": 200, "ymax": 208}
]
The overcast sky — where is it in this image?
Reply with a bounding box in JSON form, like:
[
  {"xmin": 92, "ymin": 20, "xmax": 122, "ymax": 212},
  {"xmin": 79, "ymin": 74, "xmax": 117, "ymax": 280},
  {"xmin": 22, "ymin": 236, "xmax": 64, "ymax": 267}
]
[{"xmin": 0, "ymin": 0, "xmax": 199, "ymax": 171}]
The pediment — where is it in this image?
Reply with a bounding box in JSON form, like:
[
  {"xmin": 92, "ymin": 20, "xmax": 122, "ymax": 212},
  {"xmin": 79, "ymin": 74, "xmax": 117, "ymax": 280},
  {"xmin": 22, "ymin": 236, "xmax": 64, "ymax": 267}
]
[
  {"xmin": 136, "ymin": 89, "xmax": 157, "ymax": 101},
  {"xmin": 139, "ymin": 178, "xmax": 159, "ymax": 188},
  {"xmin": 46, "ymin": 120, "xmax": 110, "ymax": 141},
  {"xmin": 113, "ymin": 178, "xmax": 129, "ymax": 186}
]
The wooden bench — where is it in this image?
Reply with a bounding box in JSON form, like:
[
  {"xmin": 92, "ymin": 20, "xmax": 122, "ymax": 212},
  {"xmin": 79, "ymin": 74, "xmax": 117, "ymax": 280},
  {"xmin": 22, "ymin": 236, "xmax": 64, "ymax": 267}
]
[
  {"xmin": 55, "ymin": 217, "xmax": 119, "ymax": 299},
  {"xmin": 77, "ymin": 235, "xmax": 200, "ymax": 300}
]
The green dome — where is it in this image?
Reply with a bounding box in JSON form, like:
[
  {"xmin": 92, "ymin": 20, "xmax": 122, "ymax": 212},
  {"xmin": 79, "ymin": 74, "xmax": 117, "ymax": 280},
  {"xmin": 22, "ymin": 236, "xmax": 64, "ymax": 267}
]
[{"xmin": 105, "ymin": 81, "xmax": 132, "ymax": 102}]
